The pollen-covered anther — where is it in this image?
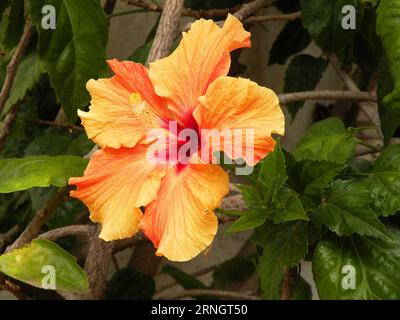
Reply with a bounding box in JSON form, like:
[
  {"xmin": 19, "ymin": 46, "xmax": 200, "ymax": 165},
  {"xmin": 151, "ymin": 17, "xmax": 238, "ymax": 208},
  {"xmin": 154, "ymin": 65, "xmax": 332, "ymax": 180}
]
[{"xmin": 129, "ymin": 92, "xmax": 155, "ymax": 124}]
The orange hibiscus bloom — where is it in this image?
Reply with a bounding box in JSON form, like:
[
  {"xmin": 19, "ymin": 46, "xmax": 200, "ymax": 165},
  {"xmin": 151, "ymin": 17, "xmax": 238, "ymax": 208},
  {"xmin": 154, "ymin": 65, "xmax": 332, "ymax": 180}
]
[{"xmin": 69, "ymin": 14, "xmax": 285, "ymax": 261}]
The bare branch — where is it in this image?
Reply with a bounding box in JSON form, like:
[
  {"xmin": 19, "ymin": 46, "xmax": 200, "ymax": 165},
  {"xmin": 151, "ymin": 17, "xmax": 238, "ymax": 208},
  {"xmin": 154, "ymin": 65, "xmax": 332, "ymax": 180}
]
[
  {"xmin": 159, "ymin": 289, "xmax": 262, "ymax": 300},
  {"xmin": 146, "ymin": 0, "xmax": 184, "ymax": 64},
  {"xmin": 38, "ymin": 225, "xmax": 95, "ymax": 241},
  {"xmin": 278, "ymin": 90, "xmax": 377, "ymax": 105},
  {"xmin": 33, "ymin": 119, "xmax": 84, "ymax": 132},
  {"xmin": 280, "ymin": 266, "xmax": 297, "ymax": 300},
  {"xmin": 113, "ymin": 233, "xmax": 147, "ymax": 253},
  {"xmin": 104, "ymin": 0, "xmax": 118, "ymax": 15},
  {"xmin": 0, "ymin": 19, "xmax": 33, "ymax": 115},
  {"xmin": 0, "ymin": 226, "xmax": 18, "ymax": 253},
  {"xmin": 7, "ymin": 186, "xmax": 72, "ymax": 252},
  {"xmin": 234, "ymin": 0, "xmax": 275, "ymax": 21},
  {"xmin": 327, "ymin": 54, "xmax": 380, "ymax": 128},
  {"xmin": 0, "ymin": 103, "xmax": 20, "ymax": 152},
  {"xmin": 246, "ymin": 11, "xmax": 301, "ymax": 23},
  {"xmin": 128, "ymin": 0, "xmax": 240, "ymax": 18},
  {"xmin": 83, "ymin": 226, "xmax": 114, "ymax": 300}
]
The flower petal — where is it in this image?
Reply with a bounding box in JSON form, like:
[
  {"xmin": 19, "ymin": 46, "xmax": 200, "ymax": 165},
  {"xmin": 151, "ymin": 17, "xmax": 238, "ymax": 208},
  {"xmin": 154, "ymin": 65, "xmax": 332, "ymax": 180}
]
[
  {"xmin": 149, "ymin": 14, "xmax": 250, "ymax": 125},
  {"xmin": 107, "ymin": 59, "xmax": 171, "ymax": 120},
  {"xmin": 69, "ymin": 145, "xmax": 166, "ymax": 241},
  {"xmin": 194, "ymin": 76, "xmax": 285, "ymax": 165},
  {"xmin": 79, "ymin": 60, "xmax": 169, "ymax": 149},
  {"xmin": 140, "ymin": 164, "xmax": 229, "ymax": 261}
]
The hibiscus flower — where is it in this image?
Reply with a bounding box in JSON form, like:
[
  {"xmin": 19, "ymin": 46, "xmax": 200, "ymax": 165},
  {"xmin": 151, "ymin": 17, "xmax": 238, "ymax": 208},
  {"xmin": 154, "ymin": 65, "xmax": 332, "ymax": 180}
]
[{"xmin": 69, "ymin": 14, "xmax": 285, "ymax": 261}]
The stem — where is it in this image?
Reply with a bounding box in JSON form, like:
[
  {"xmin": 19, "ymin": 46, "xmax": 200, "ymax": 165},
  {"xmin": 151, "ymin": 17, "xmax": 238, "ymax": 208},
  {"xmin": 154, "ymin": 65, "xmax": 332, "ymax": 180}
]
[
  {"xmin": 354, "ymin": 138, "xmax": 383, "ymax": 153},
  {"xmin": 234, "ymin": 0, "xmax": 275, "ymax": 20},
  {"xmin": 6, "ymin": 186, "xmax": 72, "ymax": 252},
  {"xmin": 128, "ymin": 0, "xmax": 240, "ymax": 19},
  {"xmin": 108, "ymin": 9, "xmax": 146, "ymax": 19},
  {"xmin": 278, "ymin": 90, "xmax": 376, "ymax": 104},
  {"xmin": 280, "ymin": 266, "xmax": 297, "ymax": 300},
  {"xmin": 0, "ymin": 103, "xmax": 20, "ymax": 152},
  {"xmin": 38, "ymin": 225, "xmax": 95, "ymax": 241},
  {"xmin": 246, "ymin": 11, "xmax": 301, "ymax": 23},
  {"xmin": 33, "ymin": 119, "xmax": 84, "ymax": 132},
  {"xmin": 0, "ymin": 19, "xmax": 33, "ymax": 115}
]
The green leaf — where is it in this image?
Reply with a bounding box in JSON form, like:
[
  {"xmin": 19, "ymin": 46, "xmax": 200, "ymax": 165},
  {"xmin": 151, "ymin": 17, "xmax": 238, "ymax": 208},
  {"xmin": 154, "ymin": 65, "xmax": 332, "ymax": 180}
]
[
  {"xmin": 0, "ymin": 155, "xmax": 88, "ymax": 193},
  {"xmin": 313, "ymin": 225, "xmax": 400, "ymax": 299},
  {"xmin": 377, "ymin": 0, "xmax": 400, "ymax": 115},
  {"xmin": 364, "ymin": 144, "xmax": 400, "ymax": 217},
  {"xmin": 354, "ymin": 5, "xmax": 381, "ymax": 71},
  {"xmin": 127, "ymin": 40, "xmax": 153, "ymax": 65},
  {"xmin": 0, "ymin": 0, "xmax": 11, "ymax": 20},
  {"xmin": 283, "ymin": 54, "xmax": 328, "ymax": 117},
  {"xmin": 237, "ymin": 184, "xmax": 266, "ymax": 213},
  {"xmin": 311, "ymin": 180, "xmax": 388, "ymax": 239},
  {"xmin": 227, "ymin": 212, "xmax": 268, "ymax": 233},
  {"xmin": 29, "ymin": 187, "xmax": 84, "ymax": 229},
  {"xmin": 28, "ymin": 0, "xmax": 108, "ymax": 122},
  {"xmin": 0, "ymin": 239, "xmax": 89, "ymax": 292},
  {"xmin": 127, "ymin": 16, "xmax": 159, "ymax": 64},
  {"xmin": 255, "ymin": 221, "xmax": 308, "ymax": 299},
  {"xmin": 106, "ymin": 267, "xmax": 155, "ymax": 300},
  {"xmin": 271, "ymin": 186, "xmax": 308, "ymax": 223},
  {"xmin": 293, "ymin": 117, "xmax": 356, "ymax": 164},
  {"xmin": 288, "ymin": 159, "xmax": 345, "ymax": 202},
  {"xmin": 162, "ymin": 265, "xmax": 213, "ymax": 299},
  {"xmin": 24, "ymin": 130, "xmax": 94, "ymax": 157},
  {"xmin": 377, "ymin": 55, "xmax": 400, "ymax": 146},
  {"xmin": 2, "ymin": 51, "xmax": 43, "ymax": 116},
  {"xmin": 301, "ymin": 0, "xmax": 358, "ymax": 56},
  {"xmin": 0, "ymin": 0, "xmax": 24, "ymax": 51},
  {"xmin": 258, "ymin": 139, "xmax": 287, "ymax": 202},
  {"xmin": 269, "ymin": 19, "xmax": 311, "ymax": 65},
  {"xmin": 292, "ymin": 276, "xmax": 312, "ymax": 300},
  {"xmin": 347, "ymin": 157, "xmax": 373, "ymax": 175},
  {"xmin": 212, "ymin": 257, "xmax": 255, "ymax": 290}
]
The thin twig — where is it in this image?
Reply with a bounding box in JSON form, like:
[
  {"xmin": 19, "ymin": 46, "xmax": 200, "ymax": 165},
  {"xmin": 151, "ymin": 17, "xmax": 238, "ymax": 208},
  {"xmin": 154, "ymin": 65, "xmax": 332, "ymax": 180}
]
[
  {"xmin": 113, "ymin": 233, "xmax": 147, "ymax": 253},
  {"xmin": 38, "ymin": 225, "xmax": 95, "ymax": 241},
  {"xmin": 0, "ymin": 19, "xmax": 33, "ymax": 115},
  {"xmin": 0, "ymin": 103, "xmax": 20, "ymax": 152},
  {"xmin": 234, "ymin": 0, "xmax": 275, "ymax": 21},
  {"xmin": 108, "ymin": 8, "xmax": 146, "ymax": 19},
  {"xmin": 104, "ymin": 0, "xmax": 118, "ymax": 15},
  {"xmin": 0, "ymin": 226, "xmax": 19, "ymax": 253},
  {"xmin": 159, "ymin": 289, "xmax": 262, "ymax": 300},
  {"xmin": 354, "ymin": 138, "xmax": 383, "ymax": 153},
  {"xmin": 155, "ymin": 265, "xmax": 218, "ymax": 296},
  {"xmin": 6, "ymin": 186, "xmax": 72, "ymax": 252},
  {"xmin": 278, "ymin": 90, "xmax": 377, "ymax": 105},
  {"xmin": 128, "ymin": 0, "xmax": 240, "ymax": 18},
  {"xmin": 33, "ymin": 119, "xmax": 84, "ymax": 132},
  {"xmin": 327, "ymin": 54, "xmax": 379, "ymax": 127},
  {"xmin": 246, "ymin": 11, "xmax": 301, "ymax": 23}
]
